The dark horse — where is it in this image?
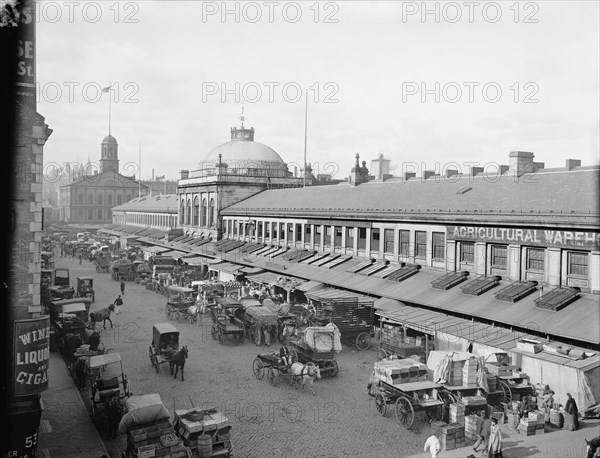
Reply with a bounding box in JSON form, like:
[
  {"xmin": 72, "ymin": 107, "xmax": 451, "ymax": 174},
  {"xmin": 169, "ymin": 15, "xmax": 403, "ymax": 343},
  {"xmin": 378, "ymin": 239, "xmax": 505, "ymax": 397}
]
[
  {"xmin": 107, "ymin": 396, "xmax": 125, "ymax": 439},
  {"xmin": 168, "ymin": 346, "xmax": 189, "ymax": 381},
  {"xmin": 90, "ymin": 304, "xmax": 115, "ymax": 330},
  {"xmin": 586, "ymin": 436, "xmax": 600, "ymax": 458}
]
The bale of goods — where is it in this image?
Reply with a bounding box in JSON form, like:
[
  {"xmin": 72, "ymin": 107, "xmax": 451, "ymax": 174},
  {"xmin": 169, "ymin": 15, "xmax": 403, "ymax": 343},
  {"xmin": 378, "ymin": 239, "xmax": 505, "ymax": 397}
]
[
  {"xmin": 373, "ymin": 359, "xmax": 427, "ymax": 386},
  {"xmin": 518, "ymin": 418, "xmax": 537, "ymax": 436},
  {"xmin": 449, "ymin": 403, "xmax": 465, "ymax": 425},
  {"xmin": 462, "ymin": 396, "xmax": 487, "ymax": 407}
]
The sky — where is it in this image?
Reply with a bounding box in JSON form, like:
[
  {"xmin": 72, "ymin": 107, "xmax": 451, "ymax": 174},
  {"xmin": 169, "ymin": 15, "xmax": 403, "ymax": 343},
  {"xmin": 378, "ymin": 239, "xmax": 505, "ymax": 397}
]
[{"xmin": 36, "ymin": 0, "xmax": 600, "ymax": 181}]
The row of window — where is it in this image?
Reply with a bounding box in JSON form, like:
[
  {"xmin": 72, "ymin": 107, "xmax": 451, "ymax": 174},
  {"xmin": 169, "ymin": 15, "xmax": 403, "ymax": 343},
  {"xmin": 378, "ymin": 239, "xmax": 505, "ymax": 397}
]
[
  {"xmin": 114, "ymin": 213, "xmax": 177, "ymax": 228},
  {"xmin": 180, "ymin": 196, "xmax": 215, "ymax": 227},
  {"xmin": 76, "ymin": 193, "xmax": 130, "ymax": 206}
]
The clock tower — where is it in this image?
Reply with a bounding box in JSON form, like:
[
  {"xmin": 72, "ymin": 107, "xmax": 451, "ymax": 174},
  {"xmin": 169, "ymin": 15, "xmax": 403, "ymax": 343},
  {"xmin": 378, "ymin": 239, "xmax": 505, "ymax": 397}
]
[{"xmin": 100, "ymin": 134, "xmax": 119, "ymax": 173}]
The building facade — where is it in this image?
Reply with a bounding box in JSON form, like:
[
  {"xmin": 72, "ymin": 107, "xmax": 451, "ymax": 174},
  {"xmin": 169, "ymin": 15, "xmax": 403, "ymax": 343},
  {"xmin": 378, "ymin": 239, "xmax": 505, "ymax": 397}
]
[
  {"xmin": 59, "ymin": 134, "xmax": 147, "ymax": 226},
  {"xmin": 112, "ymin": 194, "xmax": 179, "ymax": 231}
]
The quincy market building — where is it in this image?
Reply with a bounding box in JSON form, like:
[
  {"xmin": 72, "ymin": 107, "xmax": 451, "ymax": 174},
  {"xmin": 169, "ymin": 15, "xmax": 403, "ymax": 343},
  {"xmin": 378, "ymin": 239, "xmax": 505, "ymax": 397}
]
[{"xmin": 105, "ymin": 139, "xmax": 600, "ymax": 411}]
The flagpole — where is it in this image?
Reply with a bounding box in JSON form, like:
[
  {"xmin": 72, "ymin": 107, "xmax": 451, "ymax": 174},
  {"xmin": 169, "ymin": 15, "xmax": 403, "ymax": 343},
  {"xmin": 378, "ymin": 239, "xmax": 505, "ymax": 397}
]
[
  {"xmin": 138, "ymin": 142, "xmax": 141, "ymax": 197},
  {"xmin": 303, "ymin": 91, "xmax": 308, "ymax": 188},
  {"xmin": 108, "ymin": 87, "xmax": 112, "ymax": 135}
]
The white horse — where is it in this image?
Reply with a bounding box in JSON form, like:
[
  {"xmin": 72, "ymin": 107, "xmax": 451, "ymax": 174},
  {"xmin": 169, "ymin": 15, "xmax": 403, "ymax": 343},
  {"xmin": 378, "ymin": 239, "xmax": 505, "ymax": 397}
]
[{"xmin": 290, "ymin": 362, "xmax": 321, "ymax": 396}]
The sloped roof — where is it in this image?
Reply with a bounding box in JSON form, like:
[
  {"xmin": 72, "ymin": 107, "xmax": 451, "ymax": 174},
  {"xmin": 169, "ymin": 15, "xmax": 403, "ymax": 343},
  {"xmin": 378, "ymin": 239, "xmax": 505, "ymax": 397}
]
[
  {"xmin": 112, "ymin": 194, "xmax": 178, "ymax": 213},
  {"xmin": 222, "ymin": 168, "xmax": 600, "ymax": 226}
]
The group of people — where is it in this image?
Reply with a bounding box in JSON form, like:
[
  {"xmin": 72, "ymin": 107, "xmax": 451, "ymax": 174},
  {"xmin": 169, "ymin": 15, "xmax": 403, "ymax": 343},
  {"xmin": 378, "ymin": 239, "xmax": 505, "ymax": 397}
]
[{"xmin": 424, "ymin": 412, "xmax": 503, "ymax": 458}]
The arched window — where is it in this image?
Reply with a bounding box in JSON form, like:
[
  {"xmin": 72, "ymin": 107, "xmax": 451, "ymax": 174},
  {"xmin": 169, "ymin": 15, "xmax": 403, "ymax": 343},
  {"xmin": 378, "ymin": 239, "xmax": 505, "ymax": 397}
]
[
  {"xmin": 208, "ymin": 198, "xmax": 215, "ymax": 227},
  {"xmin": 186, "ymin": 199, "xmax": 191, "ymax": 225},
  {"xmin": 180, "ymin": 199, "xmax": 185, "ymax": 225},
  {"xmin": 200, "ymin": 199, "xmax": 207, "ymax": 227},
  {"xmin": 193, "ymin": 196, "xmax": 199, "ymax": 226},
  {"xmin": 98, "ymin": 209, "xmax": 103, "ymax": 220},
  {"xmin": 88, "ymin": 209, "xmax": 93, "ymax": 220},
  {"xmin": 107, "ymin": 194, "xmax": 113, "ymax": 205},
  {"xmin": 78, "ymin": 193, "xmax": 84, "ymax": 205},
  {"xmin": 98, "ymin": 194, "xmax": 103, "ymax": 205},
  {"xmin": 126, "ymin": 194, "xmax": 131, "ymax": 202},
  {"xmin": 88, "ymin": 194, "xmax": 93, "ymax": 205},
  {"xmin": 117, "ymin": 194, "xmax": 123, "ymax": 205}
]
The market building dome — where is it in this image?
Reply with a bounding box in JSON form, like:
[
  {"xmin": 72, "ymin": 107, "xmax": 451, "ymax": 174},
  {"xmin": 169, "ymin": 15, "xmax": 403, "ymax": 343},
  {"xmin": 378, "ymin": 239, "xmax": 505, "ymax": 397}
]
[
  {"xmin": 199, "ymin": 126, "xmax": 287, "ymax": 171},
  {"xmin": 102, "ymin": 134, "xmax": 118, "ymax": 144}
]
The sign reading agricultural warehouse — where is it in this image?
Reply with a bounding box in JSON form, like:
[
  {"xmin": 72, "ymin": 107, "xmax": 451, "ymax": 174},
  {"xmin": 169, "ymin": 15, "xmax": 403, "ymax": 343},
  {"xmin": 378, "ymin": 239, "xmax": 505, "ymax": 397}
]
[
  {"xmin": 13, "ymin": 317, "xmax": 50, "ymax": 396},
  {"xmin": 447, "ymin": 226, "xmax": 600, "ymax": 250}
]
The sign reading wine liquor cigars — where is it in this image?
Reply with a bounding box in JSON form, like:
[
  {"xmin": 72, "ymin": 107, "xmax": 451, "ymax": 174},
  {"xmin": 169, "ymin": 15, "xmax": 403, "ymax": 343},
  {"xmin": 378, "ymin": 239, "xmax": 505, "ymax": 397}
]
[
  {"xmin": 447, "ymin": 226, "xmax": 600, "ymax": 250},
  {"xmin": 13, "ymin": 317, "xmax": 50, "ymax": 396}
]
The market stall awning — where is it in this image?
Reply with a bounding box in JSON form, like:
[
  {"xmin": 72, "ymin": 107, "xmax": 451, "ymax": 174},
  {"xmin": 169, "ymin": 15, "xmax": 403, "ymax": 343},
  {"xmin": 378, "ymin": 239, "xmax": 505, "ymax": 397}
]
[
  {"xmin": 208, "ymin": 262, "xmax": 242, "ymax": 274},
  {"xmin": 294, "ymin": 280, "xmax": 325, "ymax": 293},
  {"xmin": 246, "ymin": 271, "xmax": 281, "ymax": 285},
  {"xmin": 305, "ymin": 287, "xmax": 373, "ymax": 303},
  {"xmin": 144, "ymin": 246, "xmax": 170, "ymax": 254},
  {"xmin": 181, "ymin": 256, "xmax": 207, "ymax": 265},
  {"xmin": 237, "ymin": 266, "xmax": 264, "ymax": 275},
  {"xmin": 161, "ymin": 250, "xmax": 187, "ymax": 259}
]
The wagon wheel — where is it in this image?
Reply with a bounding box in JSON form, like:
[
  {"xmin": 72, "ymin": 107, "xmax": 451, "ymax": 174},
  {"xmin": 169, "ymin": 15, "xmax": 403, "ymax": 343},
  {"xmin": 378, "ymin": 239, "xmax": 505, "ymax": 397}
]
[
  {"xmin": 328, "ymin": 360, "xmax": 339, "ymax": 377},
  {"xmin": 152, "ymin": 355, "xmax": 160, "ymax": 373},
  {"xmin": 395, "ymin": 397, "xmax": 415, "ymax": 429},
  {"xmin": 267, "ymin": 367, "xmax": 278, "ymax": 387},
  {"xmin": 375, "ymin": 393, "xmax": 387, "ymax": 416},
  {"xmin": 378, "ymin": 348, "xmax": 388, "ymax": 361},
  {"xmin": 356, "ymin": 332, "xmax": 371, "ymax": 351},
  {"xmin": 252, "ymin": 358, "xmax": 265, "ymax": 380},
  {"xmin": 499, "ymin": 380, "xmax": 512, "ymax": 403}
]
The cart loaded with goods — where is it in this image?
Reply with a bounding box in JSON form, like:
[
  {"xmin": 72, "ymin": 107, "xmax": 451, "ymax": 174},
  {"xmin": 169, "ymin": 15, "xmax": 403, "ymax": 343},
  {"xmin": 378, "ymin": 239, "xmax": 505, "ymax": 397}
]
[
  {"xmin": 174, "ymin": 406, "xmax": 233, "ymax": 457},
  {"xmin": 119, "ymin": 393, "xmax": 187, "ymax": 458},
  {"xmin": 289, "ymin": 322, "xmax": 342, "ymax": 377}
]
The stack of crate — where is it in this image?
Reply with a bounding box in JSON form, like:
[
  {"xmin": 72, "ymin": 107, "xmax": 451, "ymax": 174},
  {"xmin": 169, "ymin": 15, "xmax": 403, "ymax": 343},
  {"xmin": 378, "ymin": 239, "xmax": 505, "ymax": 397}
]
[
  {"xmin": 464, "ymin": 414, "xmax": 479, "ymax": 441},
  {"xmin": 549, "ymin": 409, "xmax": 563, "ymax": 428},
  {"xmin": 373, "ymin": 359, "xmax": 428, "ymax": 386},
  {"xmin": 463, "ymin": 359, "xmax": 478, "ymax": 386},
  {"xmin": 462, "ymin": 396, "xmax": 487, "ymax": 408},
  {"xmin": 449, "ymin": 403, "xmax": 465, "ymax": 425},
  {"xmin": 430, "ymin": 421, "xmax": 447, "ymax": 435},
  {"xmin": 518, "ymin": 418, "xmax": 537, "ymax": 436},
  {"xmin": 448, "ymin": 360, "xmax": 465, "ymax": 386},
  {"xmin": 528, "ymin": 411, "xmax": 546, "ymax": 434},
  {"xmin": 381, "ymin": 324, "xmax": 403, "ymax": 346},
  {"xmin": 127, "ymin": 420, "xmax": 187, "ymax": 458},
  {"xmin": 439, "ymin": 423, "xmax": 464, "ymax": 451},
  {"xmin": 174, "ymin": 408, "xmax": 233, "ymax": 457}
]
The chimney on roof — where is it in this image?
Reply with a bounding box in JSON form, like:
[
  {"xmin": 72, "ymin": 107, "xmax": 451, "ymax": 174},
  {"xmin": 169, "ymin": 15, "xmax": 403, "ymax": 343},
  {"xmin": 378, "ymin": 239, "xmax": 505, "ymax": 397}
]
[
  {"xmin": 566, "ymin": 159, "xmax": 581, "ymax": 171},
  {"xmin": 508, "ymin": 151, "xmax": 535, "ymax": 177},
  {"xmin": 445, "ymin": 169, "xmax": 459, "ymax": 179},
  {"xmin": 471, "ymin": 166, "xmax": 484, "ymax": 177},
  {"xmin": 180, "ymin": 169, "xmax": 189, "ymax": 180},
  {"xmin": 404, "ymin": 172, "xmax": 416, "ymax": 181}
]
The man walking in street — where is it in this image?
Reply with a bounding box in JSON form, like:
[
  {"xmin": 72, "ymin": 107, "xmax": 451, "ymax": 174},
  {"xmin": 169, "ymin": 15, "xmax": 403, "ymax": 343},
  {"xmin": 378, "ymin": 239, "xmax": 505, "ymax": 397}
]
[
  {"xmin": 474, "ymin": 411, "xmax": 491, "ymax": 454},
  {"xmin": 120, "ymin": 280, "xmax": 126, "ymax": 296},
  {"xmin": 424, "ymin": 429, "xmax": 441, "ymax": 458},
  {"xmin": 114, "ymin": 295, "xmax": 124, "ymax": 315}
]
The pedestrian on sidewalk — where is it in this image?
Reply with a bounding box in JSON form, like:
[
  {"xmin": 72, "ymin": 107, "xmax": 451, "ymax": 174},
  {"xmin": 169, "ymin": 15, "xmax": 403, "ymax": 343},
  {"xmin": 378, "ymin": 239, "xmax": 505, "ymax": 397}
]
[
  {"xmin": 120, "ymin": 280, "xmax": 126, "ymax": 296},
  {"xmin": 423, "ymin": 430, "xmax": 441, "ymax": 458},
  {"xmin": 487, "ymin": 417, "xmax": 502, "ymax": 458},
  {"xmin": 564, "ymin": 392, "xmax": 579, "ymax": 431},
  {"xmin": 114, "ymin": 295, "xmax": 123, "ymax": 315}
]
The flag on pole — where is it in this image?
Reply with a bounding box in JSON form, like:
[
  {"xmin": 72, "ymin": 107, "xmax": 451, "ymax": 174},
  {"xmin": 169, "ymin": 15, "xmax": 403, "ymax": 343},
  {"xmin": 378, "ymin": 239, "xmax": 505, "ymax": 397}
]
[{"xmin": 102, "ymin": 86, "xmax": 111, "ymax": 93}]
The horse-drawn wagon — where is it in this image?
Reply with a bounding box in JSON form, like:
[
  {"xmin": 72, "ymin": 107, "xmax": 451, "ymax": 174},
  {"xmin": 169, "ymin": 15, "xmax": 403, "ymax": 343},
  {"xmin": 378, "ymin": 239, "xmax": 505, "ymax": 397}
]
[
  {"xmin": 304, "ymin": 289, "xmax": 375, "ymax": 351},
  {"xmin": 47, "ymin": 298, "xmax": 92, "ymax": 354},
  {"xmin": 242, "ymin": 305, "xmax": 278, "ymax": 344},
  {"xmin": 370, "ymin": 357, "xmax": 445, "ymax": 429},
  {"xmin": 96, "ymin": 254, "xmax": 111, "ymax": 273},
  {"xmin": 149, "ymin": 323, "xmax": 183, "ymax": 374},
  {"xmin": 165, "ymin": 286, "xmax": 199, "ymax": 324},
  {"xmin": 477, "ymin": 349, "xmax": 536, "ymax": 404},
  {"xmin": 289, "ymin": 322, "xmax": 342, "ymax": 377},
  {"xmin": 252, "ymin": 351, "xmax": 322, "ymax": 395},
  {"xmin": 88, "ymin": 352, "xmax": 131, "ymax": 423},
  {"xmin": 210, "ymin": 297, "xmax": 245, "ymax": 344},
  {"xmin": 75, "ymin": 276, "xmax": 95, "ymax": 302},
  {"xmin": 112, "ymin": 259, "xmax": 133, "ymax": 281}
]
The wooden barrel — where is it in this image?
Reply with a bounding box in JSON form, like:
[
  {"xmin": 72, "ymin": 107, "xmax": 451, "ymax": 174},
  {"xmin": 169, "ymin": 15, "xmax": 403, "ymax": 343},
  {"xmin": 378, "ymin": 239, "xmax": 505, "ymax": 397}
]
[{"xmin": 197, "ymin": 434, "xmax": 212, "ymax": 458}]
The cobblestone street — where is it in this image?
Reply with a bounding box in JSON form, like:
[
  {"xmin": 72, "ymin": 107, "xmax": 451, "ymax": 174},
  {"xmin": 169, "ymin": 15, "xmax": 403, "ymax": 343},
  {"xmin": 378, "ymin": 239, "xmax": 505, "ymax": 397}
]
[{"xmin": 58, "ymin": 256, "xmax": 433, "ymax": 458}]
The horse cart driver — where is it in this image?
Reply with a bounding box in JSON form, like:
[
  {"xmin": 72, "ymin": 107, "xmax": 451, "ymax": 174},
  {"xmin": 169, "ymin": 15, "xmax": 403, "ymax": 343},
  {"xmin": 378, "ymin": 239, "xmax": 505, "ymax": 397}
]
[{"xmin": 280, "ymin": 343, "xmax": 293, "ymax": 366}]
